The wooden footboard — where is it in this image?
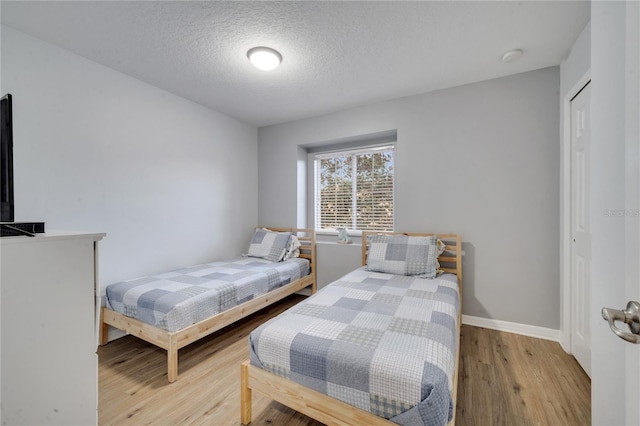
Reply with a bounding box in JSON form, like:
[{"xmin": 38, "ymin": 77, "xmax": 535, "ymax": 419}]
[
  {"xmin": 100, "ymin": 227, "xmax": 316, "ymax": 383},
  {"xmin": 240, "ymin": 361, "xmax": 392, "ymax": 426}
]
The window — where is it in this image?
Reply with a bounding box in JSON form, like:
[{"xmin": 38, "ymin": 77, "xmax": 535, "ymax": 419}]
[{"xmin": 314, "ymin": 145, "xmax": 394, "ymax": 232}]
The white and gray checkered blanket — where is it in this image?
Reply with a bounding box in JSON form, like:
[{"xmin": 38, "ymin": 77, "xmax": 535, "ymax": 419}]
[
  {"xmin": 106, "ymin": 257, "xmax": 310, "ymax": 332},
  {"xmin": 249, "ymin": 267, "xmax": 459, "ymax": 426}
]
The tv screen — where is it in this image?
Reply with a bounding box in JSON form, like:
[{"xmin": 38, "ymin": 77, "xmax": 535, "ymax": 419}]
[{"xmin": 1, "ymin": 93, "xmax": 14, "ymax": 222}]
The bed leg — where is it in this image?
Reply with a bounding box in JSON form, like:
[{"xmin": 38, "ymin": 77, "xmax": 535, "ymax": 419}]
[
  {"xmin": 168, "ymin": 336, "xmax": 178, "ymax": 383},
  {"xmin": 99, "ymin": 308, "xmax": 109, "ymax": 346},
  {"xmin": 240, "ymin": 361, "xmax": 252, "ymax": 425}
]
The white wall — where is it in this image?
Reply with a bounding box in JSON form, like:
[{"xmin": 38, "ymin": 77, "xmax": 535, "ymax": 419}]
[
  {"xmin": 560, "ymin": 22, "xmax": 591, "ymax": 96},
  {"xmin": 315, "ymin": 242, "xmax": 362, "ymax": 291},
  {"xmin": 258, "ymin": 67, "xmax": 561, "ymax": 329},
  {"xmin": 1, "ymin": 26, "xmax": 258, "ymax": 288}
]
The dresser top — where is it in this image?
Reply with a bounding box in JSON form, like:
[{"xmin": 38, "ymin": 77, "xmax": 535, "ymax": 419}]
[{"xmin": 0, "ymin": 230, "xmax": 105, "ymax": 244}]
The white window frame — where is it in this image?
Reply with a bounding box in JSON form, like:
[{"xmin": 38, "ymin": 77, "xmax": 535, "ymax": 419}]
[{"xmin": 313, "ymin": 144, "xmax": 395, "ymax": 234}]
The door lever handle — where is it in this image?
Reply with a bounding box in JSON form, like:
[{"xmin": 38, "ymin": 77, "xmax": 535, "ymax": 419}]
[{"xmin": 601, "ymin": 301, "xmax": 640, "ymax": 344}]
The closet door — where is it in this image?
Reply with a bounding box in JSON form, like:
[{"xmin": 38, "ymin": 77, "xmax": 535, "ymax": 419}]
[{"xmin": 570, "ymin": 81, "xmax": 591, "ymax": 376}]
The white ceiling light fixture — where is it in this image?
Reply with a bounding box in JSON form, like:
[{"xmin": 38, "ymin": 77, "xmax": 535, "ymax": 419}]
[
  {"xmin": 247, "ymin": 46, "xmax": 282, "ymax": 71},
  {"xmin": 501, "ymin": 49, "xmax": 523, "ymax": 63}
]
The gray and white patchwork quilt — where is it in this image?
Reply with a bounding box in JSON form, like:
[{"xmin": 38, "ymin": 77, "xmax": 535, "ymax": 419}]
[
  {"xmin": 249, "ymin": 267, "xmax": 459, "ymax": 426},
  {"xmin": 106, "ymin": 257, "xmax": 310, "ymax": 332}
]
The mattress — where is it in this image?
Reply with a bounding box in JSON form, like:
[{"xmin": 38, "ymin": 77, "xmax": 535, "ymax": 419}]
[
  {"xmin": 105, "ymin": 257, "xmax": 310, "ymax": 332},
  {"xmin": 249, "ymin": 267, "xmax": 459, "ymax": 426}
]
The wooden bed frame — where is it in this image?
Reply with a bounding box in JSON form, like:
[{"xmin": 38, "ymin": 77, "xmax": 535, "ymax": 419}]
[
  {"xmin": 240, "ymin": 231, "xmax": 463, "ymax": 426},
  {"xmin": 100, "ymin": 227, "xmax": 316, "ymax": 383}
]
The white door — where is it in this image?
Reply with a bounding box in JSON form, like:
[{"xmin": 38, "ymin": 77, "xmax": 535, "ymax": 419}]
[
  {"xmin": 570, "ymin": 82, "xmax": 591, "ymax": 376},
  {"xmin": 591, "ymin": 1, "xmax": 640, "ymax": 424}
]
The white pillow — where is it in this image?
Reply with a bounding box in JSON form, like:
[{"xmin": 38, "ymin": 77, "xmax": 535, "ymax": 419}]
[{"xmin": 282, "ymin": 234, "xmax": 301, "ymax": 260}]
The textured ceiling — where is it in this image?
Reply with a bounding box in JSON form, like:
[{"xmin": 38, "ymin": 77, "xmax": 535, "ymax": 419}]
[{"xmin": 1, "ymin": 1, "xmax": 590, "ymax": 127}]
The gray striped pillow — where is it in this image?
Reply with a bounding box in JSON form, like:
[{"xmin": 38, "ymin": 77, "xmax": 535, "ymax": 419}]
[
  {"xmin": 366, "ymin": 235, "xmax": 439, "ymax": 278},
  {"xmin": 247, "ymin": 229, "xmax": 292, "ymax": 262}
]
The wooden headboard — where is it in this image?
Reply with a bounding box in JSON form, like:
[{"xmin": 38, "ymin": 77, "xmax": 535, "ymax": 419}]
[{"xmin": 361, "ymin": 231, "xmax": 463, "ymax": 286}]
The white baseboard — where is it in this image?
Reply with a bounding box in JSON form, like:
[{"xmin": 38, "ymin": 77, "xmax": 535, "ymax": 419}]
[
  {"xmin": 101, "ymin": 314, "xmax": 560, "ymax": 344},
  {"xmin": 462, "ymin": 315, "xmax": 561, "ymax": 342}
]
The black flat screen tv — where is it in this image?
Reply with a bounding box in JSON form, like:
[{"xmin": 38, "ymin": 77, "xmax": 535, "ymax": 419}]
[{"xmin": 1, "ymin": 93, "xmax": 14, "ymax": 222}]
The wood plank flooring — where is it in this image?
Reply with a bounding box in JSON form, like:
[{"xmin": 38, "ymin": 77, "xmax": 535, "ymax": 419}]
[
  {"xmin": 98, "ymin": 295, "xmax": 590, "ymax": 425},
  {"xmin": 456, "ymin": 325, "xmax": 590, "ymax": 426}
]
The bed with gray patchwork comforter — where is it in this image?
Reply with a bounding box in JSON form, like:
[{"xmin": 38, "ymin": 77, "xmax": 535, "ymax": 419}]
[
  {"xmin": 248, "ymin": 267, "xmax": 459, "ymax": 426},
  {"xmin": 106, "ymin": 257, "xmax": 310, "ymax": 333}
]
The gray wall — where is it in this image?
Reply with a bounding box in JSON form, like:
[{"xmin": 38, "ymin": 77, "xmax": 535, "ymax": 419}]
[
  {"xmin": 316, "ymin": 242, "xmax": 362, "ymax": 290},
  {"xmin": 1, "ymin": 26, "xmax": 259, "ymax": 288},
  {"xmin": 259, "ymin": 67, "xmax": 561, "ymax": 329},
  {"xmin": 560, "ymin": 22, "xmax": 591, "ymax": 97}
]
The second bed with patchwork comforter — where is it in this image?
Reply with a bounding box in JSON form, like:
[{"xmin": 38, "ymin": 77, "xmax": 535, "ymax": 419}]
[
  {"xmin": 248, "ymin": 266, "xmax": 460, "ymax": 426},
  {"xmin": 106, "ymin": 257, "xmax": 310, "ymax": 332}
]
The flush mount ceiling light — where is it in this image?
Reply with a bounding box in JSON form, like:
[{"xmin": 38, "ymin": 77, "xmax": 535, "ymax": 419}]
[
  {"xmin": 501, "ymin": 49, "xmax": 523, "ymax": 63},
  {"xmin": 247, "ymin": 46, "xmax": 282, "ymax": 71}
]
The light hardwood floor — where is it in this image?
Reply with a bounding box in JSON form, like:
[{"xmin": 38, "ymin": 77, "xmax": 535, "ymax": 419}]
[{"xmin": 98, "ymin": 295, "xmax": 590, "ymax": 425}]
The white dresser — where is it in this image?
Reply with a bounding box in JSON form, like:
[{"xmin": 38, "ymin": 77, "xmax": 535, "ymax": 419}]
[{"xmin": 1, "ymin": 231, "xmax": 105, "ymax": 425}]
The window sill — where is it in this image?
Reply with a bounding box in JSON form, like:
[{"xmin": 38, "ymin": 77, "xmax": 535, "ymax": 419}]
[
  {"xmin": 315, "ymin": 229, "xmax": 363, "ymax": 237},
  {"xmin": 316, "ymin": 240, "xmax": 363, "ymax": 246}
]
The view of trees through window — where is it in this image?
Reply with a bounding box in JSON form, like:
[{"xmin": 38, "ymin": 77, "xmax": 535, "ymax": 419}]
[{"xmin": 315, "ymin": 147, "xmax": 394, "ymax": 232}]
